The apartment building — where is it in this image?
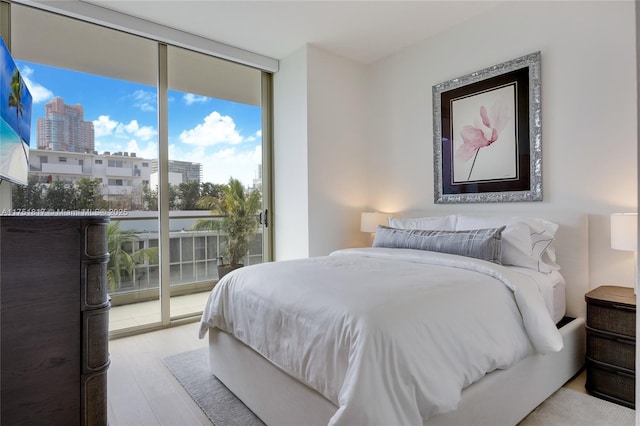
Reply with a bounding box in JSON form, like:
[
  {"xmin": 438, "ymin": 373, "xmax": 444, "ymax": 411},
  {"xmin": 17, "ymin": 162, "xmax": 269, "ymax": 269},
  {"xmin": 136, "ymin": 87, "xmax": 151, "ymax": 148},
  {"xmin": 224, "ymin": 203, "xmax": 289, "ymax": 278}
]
[
  {"xmin": 37, "ymin": 97, "xmax": 94, "ymax": 153},
  {"xmin": 29, "ymin": 148, "xmax": 153, "ymax": 201}
]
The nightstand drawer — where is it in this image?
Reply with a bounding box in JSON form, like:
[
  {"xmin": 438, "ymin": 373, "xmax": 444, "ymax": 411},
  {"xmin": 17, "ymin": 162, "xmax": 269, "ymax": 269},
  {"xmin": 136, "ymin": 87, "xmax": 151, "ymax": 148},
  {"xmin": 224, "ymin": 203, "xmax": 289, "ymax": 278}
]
[
  {"xmin": 586, "ymin": 326, "xmax": 635, "ymax": 371},
  {"xmin": 585, "ymin": 359, "xmax": 635, "ymax": 408},
  {"xmin": 586, "ymin": 301, "xmax": 635, "ymax": 337}
]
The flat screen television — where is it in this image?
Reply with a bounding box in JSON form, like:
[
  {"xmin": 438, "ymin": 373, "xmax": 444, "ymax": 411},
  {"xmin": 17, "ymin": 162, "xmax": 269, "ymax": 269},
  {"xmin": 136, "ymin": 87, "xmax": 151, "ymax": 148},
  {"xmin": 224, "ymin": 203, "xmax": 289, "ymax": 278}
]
[{"xmin": 0, "ymin": 35, "xmax": 31, "ymax": 186}]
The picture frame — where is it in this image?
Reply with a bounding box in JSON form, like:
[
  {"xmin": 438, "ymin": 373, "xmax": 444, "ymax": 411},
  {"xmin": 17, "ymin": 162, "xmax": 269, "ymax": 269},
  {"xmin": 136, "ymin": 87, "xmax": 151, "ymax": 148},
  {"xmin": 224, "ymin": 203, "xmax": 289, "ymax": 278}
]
[{"xmin": 433, "ymin": 51, "xmax": 542, "ymax": 203}]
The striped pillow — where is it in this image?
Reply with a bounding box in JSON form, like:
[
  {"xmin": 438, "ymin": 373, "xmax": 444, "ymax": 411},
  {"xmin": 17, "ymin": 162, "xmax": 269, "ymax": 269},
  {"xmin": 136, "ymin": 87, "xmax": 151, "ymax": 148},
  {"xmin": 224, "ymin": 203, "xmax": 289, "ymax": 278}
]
[{"xmin": 373, "ymin": 226, "xmax": 505, "ymax": 264}]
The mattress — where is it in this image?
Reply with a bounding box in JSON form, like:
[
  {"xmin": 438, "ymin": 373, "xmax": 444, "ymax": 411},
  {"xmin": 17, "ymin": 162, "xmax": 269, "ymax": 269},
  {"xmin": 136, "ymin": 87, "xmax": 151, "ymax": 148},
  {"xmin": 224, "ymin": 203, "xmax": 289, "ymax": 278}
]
[{"xmin": 510, "ymin": 267, "xmax": 566, "ymax": 324}]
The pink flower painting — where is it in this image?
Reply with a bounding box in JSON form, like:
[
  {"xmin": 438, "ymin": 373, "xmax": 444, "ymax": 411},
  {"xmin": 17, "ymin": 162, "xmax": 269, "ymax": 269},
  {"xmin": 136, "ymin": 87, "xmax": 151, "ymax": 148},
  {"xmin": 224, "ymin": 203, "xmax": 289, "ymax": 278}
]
[{"xmin": 455, "ymin": 95, "xmax": 512, "ymax": 180}]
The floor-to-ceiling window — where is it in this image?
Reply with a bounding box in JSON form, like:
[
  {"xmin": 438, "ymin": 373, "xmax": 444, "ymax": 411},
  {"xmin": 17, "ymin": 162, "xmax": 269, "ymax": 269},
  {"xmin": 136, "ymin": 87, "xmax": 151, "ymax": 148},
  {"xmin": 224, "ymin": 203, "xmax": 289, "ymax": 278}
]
[
  {"xmin": 165, "ymin": 45, "xmax": 266, "ymax": 319},
  {"xmin": 5, "ymin": 1, "xmax": 272, "ymax": 336}
]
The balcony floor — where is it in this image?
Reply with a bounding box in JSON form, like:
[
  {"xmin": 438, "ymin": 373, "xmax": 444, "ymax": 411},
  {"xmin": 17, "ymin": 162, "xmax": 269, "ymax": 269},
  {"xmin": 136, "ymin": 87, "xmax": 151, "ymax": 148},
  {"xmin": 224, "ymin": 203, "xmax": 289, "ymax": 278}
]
[{"xmin": 109, "ymin": 291, "xmax": 211, "ymax": 332}]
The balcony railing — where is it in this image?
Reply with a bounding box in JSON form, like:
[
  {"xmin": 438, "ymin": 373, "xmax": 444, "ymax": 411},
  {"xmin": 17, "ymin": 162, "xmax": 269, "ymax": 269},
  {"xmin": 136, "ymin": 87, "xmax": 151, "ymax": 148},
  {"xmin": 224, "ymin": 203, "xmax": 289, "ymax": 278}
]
[{"xmin": 108, "ymin": 212, "xmax": 263, "ymax": 307}]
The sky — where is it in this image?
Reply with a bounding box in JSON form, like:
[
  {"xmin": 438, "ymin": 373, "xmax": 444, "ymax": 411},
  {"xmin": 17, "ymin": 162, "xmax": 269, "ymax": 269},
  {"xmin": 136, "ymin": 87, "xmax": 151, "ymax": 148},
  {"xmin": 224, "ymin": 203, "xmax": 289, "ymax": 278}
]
[{"xmin": 15, "ymin": 60, "xmax": 262, "ymax": 188}]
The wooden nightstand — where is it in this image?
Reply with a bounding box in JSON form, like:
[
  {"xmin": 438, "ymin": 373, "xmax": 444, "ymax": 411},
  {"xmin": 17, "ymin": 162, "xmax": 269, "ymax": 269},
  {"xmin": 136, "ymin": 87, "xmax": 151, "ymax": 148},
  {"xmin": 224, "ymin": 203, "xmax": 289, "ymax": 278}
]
[{"xmin": 585, "ymin": 285, "xmax": 636, "ymax": 408}]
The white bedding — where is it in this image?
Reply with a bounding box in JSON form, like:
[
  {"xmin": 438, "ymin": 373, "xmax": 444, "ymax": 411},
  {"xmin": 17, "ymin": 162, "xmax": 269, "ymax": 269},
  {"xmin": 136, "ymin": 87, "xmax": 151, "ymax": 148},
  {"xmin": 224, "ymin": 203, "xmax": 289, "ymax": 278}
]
[
  {"xmin": 199, "ymin": 247, "xmax": 563, "ymax": 425},
  {"xmin": 509, "ymin": 267, "xmax": 566, "ymax": 324}
]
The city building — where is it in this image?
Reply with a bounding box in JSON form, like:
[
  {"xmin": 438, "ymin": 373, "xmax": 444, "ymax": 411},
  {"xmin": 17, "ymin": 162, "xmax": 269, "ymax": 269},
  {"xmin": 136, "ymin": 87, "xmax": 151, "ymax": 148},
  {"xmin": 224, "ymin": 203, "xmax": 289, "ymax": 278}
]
[
  {"xmin": 37, "ymin": 97, "xmax": 95, "ymax": 153},
  {"xmin": 150, "ymin": 159, "xmax": 202, "ymax": 183},
  {"xmin": 28, "ymin": 148, "xmax": 206, "ymax": 205},
  {"xmin": 29, "ymin": 148, "xmax": 153, "ymax": 203}
]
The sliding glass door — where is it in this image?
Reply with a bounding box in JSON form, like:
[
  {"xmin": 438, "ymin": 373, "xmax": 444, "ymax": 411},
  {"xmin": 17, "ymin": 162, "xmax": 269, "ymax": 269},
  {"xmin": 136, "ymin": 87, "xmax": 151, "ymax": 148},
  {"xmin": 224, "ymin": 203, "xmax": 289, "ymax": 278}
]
[
  {"xmin": 6, "ymin": 2, "xmax": 272, "ymax": 336},
  {"xmin": 165, "ymin": 45, "xmax": 266, "ymax": 320}
]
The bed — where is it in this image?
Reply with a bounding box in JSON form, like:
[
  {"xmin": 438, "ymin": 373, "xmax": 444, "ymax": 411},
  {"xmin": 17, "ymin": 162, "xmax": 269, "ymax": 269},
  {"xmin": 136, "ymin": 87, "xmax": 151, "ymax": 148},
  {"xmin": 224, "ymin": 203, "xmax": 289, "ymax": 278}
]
[{"xmin": 199, "ymin": 213, "xmax": 588, "ymax": 425}]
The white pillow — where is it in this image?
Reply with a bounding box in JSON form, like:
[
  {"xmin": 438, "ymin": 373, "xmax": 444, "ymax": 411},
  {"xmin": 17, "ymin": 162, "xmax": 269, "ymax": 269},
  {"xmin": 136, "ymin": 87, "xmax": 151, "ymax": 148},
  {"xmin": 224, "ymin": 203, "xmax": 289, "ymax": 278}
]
[
  {"xmin": 455, "ymin": 215, "xmax": 560, "ymax": 273},
  {"xmin": 387, "ymin": 215, "xmax": 457, "ymax": 231}
]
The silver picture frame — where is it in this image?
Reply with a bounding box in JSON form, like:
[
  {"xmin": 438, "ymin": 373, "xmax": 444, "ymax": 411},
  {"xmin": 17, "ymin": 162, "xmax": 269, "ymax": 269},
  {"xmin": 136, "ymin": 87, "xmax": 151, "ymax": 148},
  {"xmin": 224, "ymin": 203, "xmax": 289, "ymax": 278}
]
[{"xmin": 433, "ymin": 51, "xmax": 542, "ymax": 203}]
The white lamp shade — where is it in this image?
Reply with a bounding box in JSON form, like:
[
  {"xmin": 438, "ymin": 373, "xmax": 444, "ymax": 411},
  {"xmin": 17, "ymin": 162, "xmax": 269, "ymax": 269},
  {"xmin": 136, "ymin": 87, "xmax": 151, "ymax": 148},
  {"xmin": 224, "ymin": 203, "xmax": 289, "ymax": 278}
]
[
  {"xmin": 361, "ymin": 212, "xmax": 389, "ymax": 233},
  {"xmin": 611, "ymin": 213, "xmax": 638, "ymax": 251}
]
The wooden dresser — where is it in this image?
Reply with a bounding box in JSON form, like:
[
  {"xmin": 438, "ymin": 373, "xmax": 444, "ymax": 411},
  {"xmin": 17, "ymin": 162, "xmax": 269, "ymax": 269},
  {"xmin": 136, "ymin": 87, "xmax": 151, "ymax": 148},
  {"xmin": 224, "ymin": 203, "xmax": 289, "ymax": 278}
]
[
  {"xmin": 585, "ymin": 285, "xmax": 635, "ymax": 408},
  {"xmin": 0, "ymin": 216, "xmax": 110, "ymax": 425}
]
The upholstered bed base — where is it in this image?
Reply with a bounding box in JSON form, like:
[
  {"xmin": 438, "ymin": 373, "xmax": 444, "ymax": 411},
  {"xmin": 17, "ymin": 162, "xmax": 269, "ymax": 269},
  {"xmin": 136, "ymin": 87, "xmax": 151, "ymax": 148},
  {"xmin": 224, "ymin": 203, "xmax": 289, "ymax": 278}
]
[{"xmin": 208, "ymin": 316, "xmax": 585, "ymax": 426}]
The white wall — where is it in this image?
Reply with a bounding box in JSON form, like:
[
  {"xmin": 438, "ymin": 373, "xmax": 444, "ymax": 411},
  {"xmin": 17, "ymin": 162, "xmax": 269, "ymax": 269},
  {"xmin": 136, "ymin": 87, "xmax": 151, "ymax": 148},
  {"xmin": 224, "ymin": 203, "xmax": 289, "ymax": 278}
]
[
  {"xmin": 273, "ymin": 1, "xmax": 637, "ymax": 291},
  {"xmin": 274, "ymin": 45, "xmax": 368, "ymax": 259},
  {"xmin": 365, "ymin": 1, "xmax": 637, "ymax": 290},
  {"xmin": 273, "ymin": 47, "xmax": 311, "ymax": 260},
  {"xmin": 307, "ymin": 46, "xmax": 367, "ymax": 256}
]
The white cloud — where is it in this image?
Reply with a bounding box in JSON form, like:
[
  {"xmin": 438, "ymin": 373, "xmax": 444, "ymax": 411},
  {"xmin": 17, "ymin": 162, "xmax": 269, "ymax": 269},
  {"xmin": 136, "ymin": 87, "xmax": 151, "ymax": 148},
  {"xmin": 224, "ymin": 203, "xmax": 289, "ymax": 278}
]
[
  {"xmin": 119, "ymin": 120, "xmax": 157, "ymax": 141},
  {"xmin": 171, "ymin": 143, "xmax": 261, "ymax": 186},
  {"xmin": 93, "ymin": 115, "xmax": 119, "ymax": 137},
  {"xmin": 245, "ymin": 129, "xmax": 262, "ymax": 143},
  {"xmin": 131, "ymin": 89, "xmax": 156, "ymax": 112},
  {"xmin": 19, "ymin": 66, "xmax": 53, "ymax": 104},
  {"xmin": 179, "ymin": 111, "xmax": 243, "ymax": 146},
  {"xmin": 93, "ymin": 115, "xmax": 158, "ymax": 158},
  {"xmin": 183, "ymin": 93, "xmax": 209, "ymax": 105},
  {"xmin": 126, "ymin": 139, "xmax": 158, "ymax": 160},
  {"xmin": 92, "ymin": 110, "xmax": 260, "ymax": 185}
]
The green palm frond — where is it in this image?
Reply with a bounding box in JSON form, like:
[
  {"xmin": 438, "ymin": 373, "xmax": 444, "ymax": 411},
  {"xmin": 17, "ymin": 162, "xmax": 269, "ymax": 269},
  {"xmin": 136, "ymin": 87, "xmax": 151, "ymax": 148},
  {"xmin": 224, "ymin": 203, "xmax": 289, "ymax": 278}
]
[
  {"xmin": 107, "ymin": 221, "xmax": 158, "ymax": 291},
  {"xmin": 191, "ymin": 177, "xmax": 261, "ymax": 265}
]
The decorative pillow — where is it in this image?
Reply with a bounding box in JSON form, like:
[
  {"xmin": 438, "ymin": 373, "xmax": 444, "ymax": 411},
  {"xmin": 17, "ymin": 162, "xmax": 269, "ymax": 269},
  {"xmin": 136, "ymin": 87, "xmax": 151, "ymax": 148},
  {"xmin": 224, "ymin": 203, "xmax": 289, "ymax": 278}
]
[
  {"xmin": 455, "ymin": 215, "xmax": 560, "ymax": 273},
  {"xmin": 373, "ymin": 225, "xmax": 505, "ymax": 264},
  {"xmin": 387, "ymin": 215, "xmax": 457, "ymax": 231}
]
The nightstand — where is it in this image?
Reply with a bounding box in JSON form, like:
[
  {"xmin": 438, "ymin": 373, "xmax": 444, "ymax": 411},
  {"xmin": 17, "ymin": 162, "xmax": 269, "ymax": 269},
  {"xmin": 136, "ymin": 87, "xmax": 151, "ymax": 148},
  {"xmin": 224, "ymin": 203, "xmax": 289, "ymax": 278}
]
[{"xmin": 585, "ymin": 285, "xmax": 636, "ymax": 408}]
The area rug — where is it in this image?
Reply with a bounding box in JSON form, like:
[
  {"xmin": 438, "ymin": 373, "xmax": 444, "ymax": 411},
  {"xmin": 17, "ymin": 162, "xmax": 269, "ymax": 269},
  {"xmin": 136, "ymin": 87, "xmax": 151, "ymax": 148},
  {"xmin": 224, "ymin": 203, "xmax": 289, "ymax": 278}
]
[
  {"xmin": 519, "ymin": 387, "xmax": 634, "ymax": 426},
  {"xmin": 162, "ymin": 347, "xmax": 264, "ymax": 426},
  {"xmin": 164, "ymin": 347, "xmax": 635, "ymax": 426}
]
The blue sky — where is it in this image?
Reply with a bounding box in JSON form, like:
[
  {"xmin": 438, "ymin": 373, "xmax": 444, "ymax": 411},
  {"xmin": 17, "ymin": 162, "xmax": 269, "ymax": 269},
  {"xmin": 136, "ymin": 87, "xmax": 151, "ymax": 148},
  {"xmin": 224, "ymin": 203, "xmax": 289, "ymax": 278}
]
[{"xmin": 15, "ymin": 60, "xmax": 262, "ymax": 187}]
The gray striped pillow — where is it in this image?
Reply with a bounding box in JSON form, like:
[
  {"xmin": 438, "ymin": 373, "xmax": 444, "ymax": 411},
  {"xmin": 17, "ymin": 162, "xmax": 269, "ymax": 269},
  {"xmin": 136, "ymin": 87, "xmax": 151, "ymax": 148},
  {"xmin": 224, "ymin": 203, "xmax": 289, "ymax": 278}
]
[{"xmin": 373, "ymin": 225, "xmax": 505, "ymax": 264}]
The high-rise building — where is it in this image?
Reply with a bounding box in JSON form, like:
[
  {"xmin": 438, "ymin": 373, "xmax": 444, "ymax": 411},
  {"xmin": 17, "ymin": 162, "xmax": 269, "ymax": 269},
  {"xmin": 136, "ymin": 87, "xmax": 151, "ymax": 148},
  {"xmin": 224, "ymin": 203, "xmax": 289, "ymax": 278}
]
[
  {"xmin": 37, "ymin": 97, "xmax": 95, "ymax": 153},
  {"xmin": 150, "ymin": 159, "xmax": 202, "ymax": 184}
]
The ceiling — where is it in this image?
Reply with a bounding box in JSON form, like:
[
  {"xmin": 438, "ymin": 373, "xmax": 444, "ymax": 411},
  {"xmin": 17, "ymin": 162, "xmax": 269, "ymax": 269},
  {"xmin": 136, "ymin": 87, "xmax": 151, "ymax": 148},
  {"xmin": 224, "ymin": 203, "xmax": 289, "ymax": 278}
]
[{"xmin": 80, "ymin": 0, "xmax": 501, "ymax": 65}]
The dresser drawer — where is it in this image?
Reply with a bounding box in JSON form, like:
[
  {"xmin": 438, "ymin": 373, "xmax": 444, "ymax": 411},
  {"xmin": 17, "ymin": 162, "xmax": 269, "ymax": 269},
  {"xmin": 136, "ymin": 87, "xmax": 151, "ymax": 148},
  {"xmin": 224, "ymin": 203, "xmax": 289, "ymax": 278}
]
[
  {"xmin": 586, "ymin": 360, "xmax": 635, "ymax": 408},
  {"xmin": 82, "ymin": 307, "xmax": 110, "ymax": 373},
  {"xmin": 82, "ymin": 369, "xmax": 108, "ymax": 426},
  {"xmin": 586, "ymin": 326, "xmax": 635, "ymax": 371},
  {"xmin": 81, "ymin": 261, "xmax": 110, "ymax": 309},
  {"xmin": 586, "ymin": 302, "xmax": 635, "ymax": 337}
]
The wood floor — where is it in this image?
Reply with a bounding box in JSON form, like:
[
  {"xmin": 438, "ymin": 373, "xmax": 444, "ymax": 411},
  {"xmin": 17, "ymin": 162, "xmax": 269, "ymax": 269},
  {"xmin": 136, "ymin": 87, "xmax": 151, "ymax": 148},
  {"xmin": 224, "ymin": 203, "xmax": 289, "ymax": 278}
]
[
  {"xmin": 107, "ymin": 320, "xmax": 587, "ymax": 426},
  {"xmin": 107, "ymin": 320, "xmax": 212, "ymax": 426}
]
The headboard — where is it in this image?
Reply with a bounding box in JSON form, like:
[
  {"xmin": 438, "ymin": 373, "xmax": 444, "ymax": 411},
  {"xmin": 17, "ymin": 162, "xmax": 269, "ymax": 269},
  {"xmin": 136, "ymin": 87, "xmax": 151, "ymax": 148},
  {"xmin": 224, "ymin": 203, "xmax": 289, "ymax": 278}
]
[{"xmin": 393, "ymin": 210, "xmax": 589, "ymax": 318}]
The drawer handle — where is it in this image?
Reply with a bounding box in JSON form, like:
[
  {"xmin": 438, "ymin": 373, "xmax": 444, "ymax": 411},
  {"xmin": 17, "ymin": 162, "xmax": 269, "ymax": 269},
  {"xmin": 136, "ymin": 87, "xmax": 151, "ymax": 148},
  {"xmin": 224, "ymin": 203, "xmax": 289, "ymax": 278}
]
[
  {"xmin": 615, "ymin": 336, "xmax": 636, "ymax": 345},
  {"xmin": 615, "ymin": 369, "xmax": 635, "ymax": 379},
  {"xmin": 611, "ymin": 303, "xmax": 636, "ymax": 312}
]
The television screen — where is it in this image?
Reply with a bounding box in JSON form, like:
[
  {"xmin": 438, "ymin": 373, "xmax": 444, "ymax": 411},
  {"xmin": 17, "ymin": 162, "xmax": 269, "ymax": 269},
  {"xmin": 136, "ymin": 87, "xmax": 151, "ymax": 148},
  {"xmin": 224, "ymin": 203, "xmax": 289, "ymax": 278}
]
[{"xmin": 0, "ymin": 35, "xmax": 31, "ymax": 186}]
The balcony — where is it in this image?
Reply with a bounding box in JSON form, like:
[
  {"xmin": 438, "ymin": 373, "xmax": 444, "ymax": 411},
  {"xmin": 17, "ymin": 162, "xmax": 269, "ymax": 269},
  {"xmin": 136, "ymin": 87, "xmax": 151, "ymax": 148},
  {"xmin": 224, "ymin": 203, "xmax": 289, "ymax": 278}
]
[
  {"xmin": 106, "ymin": 166, "xmax": 135, "ymax": 177},
  {"xmin": 109, "ymin": 291, "xmax": 211, "ymax": 331},
  {"xmin": 108, "ymin": 213, "xmax": 263, "ymax": 334}
]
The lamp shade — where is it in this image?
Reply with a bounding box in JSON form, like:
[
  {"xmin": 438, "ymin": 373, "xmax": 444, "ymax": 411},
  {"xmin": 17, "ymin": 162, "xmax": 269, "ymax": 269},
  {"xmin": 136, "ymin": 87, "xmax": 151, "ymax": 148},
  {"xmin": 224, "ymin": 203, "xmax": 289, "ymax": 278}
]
[
  {"xmin": 611, "ymin": 213, "xmax": 638, "ymax": 251},
  {"xmin": 360, "ymin": 212, "xmax": 388, "ymax": 233}
]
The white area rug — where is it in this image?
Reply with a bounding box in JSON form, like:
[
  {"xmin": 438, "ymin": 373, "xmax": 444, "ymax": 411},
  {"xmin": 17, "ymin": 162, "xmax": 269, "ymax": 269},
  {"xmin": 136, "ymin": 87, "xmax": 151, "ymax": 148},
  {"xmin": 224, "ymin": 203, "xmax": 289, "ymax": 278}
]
[
  {"xmin": 164, "ymin": 347, "xmax": 635, "ymax": 426},
  {"xmin": 519, "ymin": 387, "xmax": 634, "ymax": 426}
]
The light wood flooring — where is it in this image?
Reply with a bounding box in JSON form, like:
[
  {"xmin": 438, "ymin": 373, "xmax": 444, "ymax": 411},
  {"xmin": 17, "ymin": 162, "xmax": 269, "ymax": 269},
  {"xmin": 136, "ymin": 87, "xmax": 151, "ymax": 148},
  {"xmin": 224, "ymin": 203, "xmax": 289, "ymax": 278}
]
[
  {"xmin": 107, "ymin": 320, "xmax": 212, "ymax": 426},
  {"xmin": 107, "ymin": 321, "xmax": 587, "ymax": 426}
]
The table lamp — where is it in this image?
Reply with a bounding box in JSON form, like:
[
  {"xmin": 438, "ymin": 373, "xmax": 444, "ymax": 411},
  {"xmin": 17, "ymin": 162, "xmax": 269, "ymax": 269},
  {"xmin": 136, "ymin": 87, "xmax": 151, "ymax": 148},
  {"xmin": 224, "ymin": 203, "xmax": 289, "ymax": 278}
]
[
  {"xmin": 361, "ymin": 212, "xmax": 389, "ymax": 245},
  {"xmin": 610, "ymin": 212, "xmax": 638, "ymax": 294}
]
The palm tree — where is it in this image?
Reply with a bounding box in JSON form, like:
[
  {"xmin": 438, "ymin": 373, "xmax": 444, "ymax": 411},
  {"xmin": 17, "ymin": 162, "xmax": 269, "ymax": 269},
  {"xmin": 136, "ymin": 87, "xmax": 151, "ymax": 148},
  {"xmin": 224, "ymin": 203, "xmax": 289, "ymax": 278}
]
[
  {"xmin": 193, "ymin": 177, "xmax": 261, "ymax": 268},
  {"xmin": 7, "ymin": 69, "xmax": 28, "ymax": 160},
  {"xmin": 107, "ymin": 221, "xmax": 158, "ymax": 292}
]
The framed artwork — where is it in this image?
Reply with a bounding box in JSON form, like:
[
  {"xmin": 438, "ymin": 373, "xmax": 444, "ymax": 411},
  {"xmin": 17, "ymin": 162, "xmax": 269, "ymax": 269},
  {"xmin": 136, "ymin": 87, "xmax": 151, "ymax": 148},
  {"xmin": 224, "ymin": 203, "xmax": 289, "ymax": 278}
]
[{"xmin": 433, "ymin": 51, "xmax": 542, "ymax": 203}]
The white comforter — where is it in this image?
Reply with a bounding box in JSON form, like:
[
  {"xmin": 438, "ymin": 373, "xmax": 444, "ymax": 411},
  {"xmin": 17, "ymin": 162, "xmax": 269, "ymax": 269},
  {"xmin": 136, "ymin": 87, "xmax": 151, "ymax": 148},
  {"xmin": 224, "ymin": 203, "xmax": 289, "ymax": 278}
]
[{"xmin": 199, "ymin": 248, "xmax": 563, "ymax": 425}]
